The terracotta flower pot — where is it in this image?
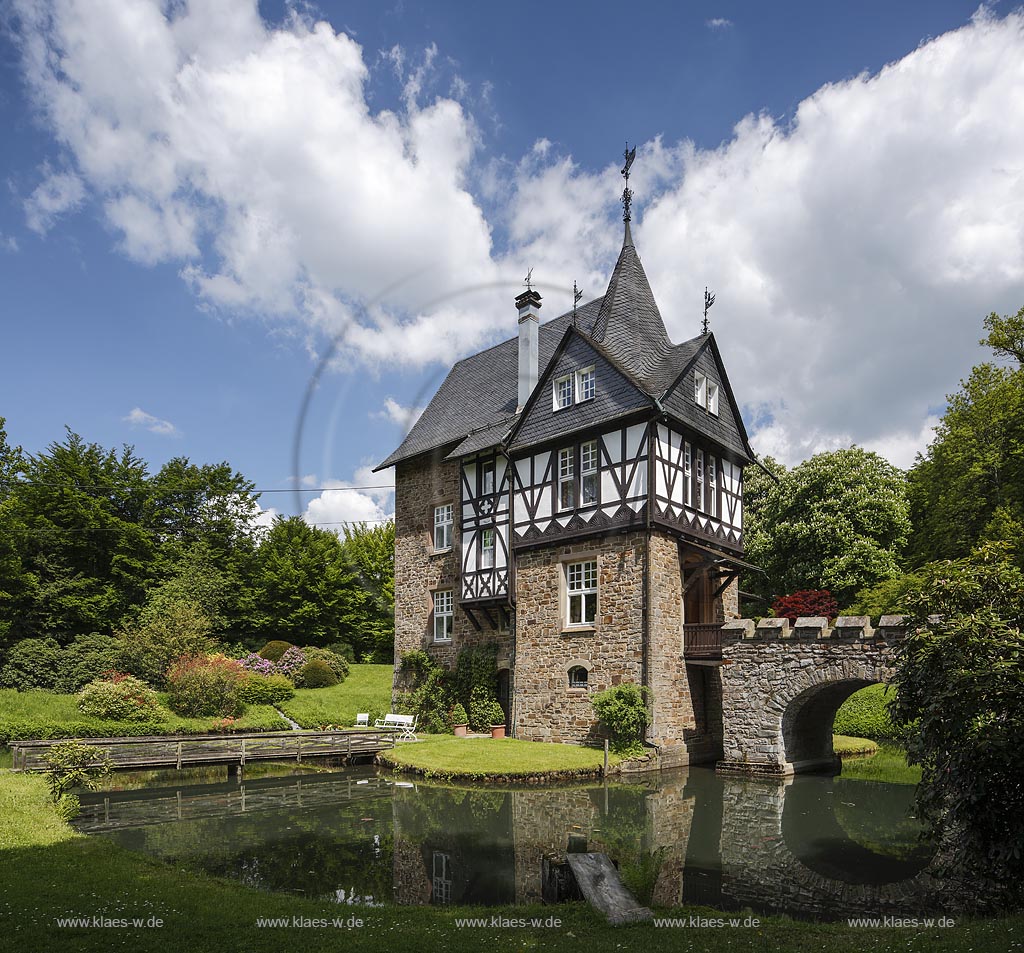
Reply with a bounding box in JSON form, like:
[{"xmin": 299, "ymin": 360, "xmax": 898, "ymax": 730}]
[
  {"xmin": 453, "ymin": 724, "xmax": 468, "ymax": 737},
  {"xmin": 490, "ymin": 725, "xmax": 506, "ymax": 739}
]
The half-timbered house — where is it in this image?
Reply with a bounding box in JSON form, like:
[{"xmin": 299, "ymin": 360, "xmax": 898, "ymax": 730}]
[{"xmin": 376, "ymin": 211, "xmax": 757, "ymax": 764}]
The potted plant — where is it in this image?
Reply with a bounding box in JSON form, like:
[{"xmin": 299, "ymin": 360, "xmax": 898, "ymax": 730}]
[
  {"xmin": 487, "ymin": 700, "xmax": 507, "ymax": 739},
  {"xmin": 451, "ymin": 703, "xmax": 469, "ymax": 737}
]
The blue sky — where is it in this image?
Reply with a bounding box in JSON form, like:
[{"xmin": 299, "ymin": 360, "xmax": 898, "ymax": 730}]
[{"xmin": 1, "ymin": 1, "xmax": 1022, "ymax": 528}]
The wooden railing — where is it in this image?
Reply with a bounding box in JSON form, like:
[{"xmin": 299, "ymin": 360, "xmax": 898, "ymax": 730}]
[{"xmin": 683, "ymin": 623, "xmax": 724, "ymax": 659}]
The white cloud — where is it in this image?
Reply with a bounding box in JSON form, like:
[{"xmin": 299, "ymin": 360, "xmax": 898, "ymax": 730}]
[
  {"xmin": 15, "ymin": 3, "xmax": 1024, "ymax": 467},
  {"xmin": 24, "ymin": 169, "xmax": 85, "ymax": 234},
  {"xmin": 302, "ymin": 465, "xmax": 394, "ymax": 532},
  {"xmin": 706, "ymin": 18, "xmax": 733, "ymax": 30},
  {"xmin": 123, "ymin": 406, "xmax": 179, "ymax": 436},
  {"xmin": 375, "ymin": 397, "xmax": 425, "ymax": 430},
  {"xmin": 0, "ymin": 234, "xmax": 18, "ymax": 253},
  {"xmin": 254, "ymin": 504, "xmax": 281, "ymax": 530}
]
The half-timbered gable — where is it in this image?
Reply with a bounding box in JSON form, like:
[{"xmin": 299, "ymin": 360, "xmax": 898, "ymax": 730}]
[{"xmin": 457, "ymin": 450, "xmax": 512, "ymax": 604}]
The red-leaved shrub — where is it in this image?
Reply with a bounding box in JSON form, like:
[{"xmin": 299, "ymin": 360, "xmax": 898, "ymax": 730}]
[
  {"xmin": 166, "ymin": 654, "xmax": 246, "ymax": 718},
  {"xmin": 771, "ymin": 590, "xmax": 839, "ymax": 623}
]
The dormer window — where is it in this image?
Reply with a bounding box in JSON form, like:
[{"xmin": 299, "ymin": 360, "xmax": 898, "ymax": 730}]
[
  {"xmin": 576, "ymin": 366, "xmax": 596, "ymax": 402},
  {"xmin": 554, "ymin": 374, "xmax": 573, "ymax": 411},
  {"xmin": 695, "ymin": 373, "xmax": 719, "ymax": 416}
]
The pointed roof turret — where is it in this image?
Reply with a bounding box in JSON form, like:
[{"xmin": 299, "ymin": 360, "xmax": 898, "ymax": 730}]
[{"xmin": 591, "ymin": 144, "xmax": 673, "ymax": 387}]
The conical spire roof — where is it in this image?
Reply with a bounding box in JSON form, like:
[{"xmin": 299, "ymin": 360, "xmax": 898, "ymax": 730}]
[{"xmin": 591, "ymin": 222, "xmax": 674, "ymax": 388}]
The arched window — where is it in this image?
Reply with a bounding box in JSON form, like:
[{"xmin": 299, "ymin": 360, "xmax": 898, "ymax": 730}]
[{"xmin": 568, "ymin": 666, "xmax": 589, "ymax": 689}]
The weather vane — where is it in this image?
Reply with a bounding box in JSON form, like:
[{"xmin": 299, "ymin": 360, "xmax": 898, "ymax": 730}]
[
  {"xmin": 702, "ymin": 287, "xmax": 716, "ymax": 334},
  {"xmin": 621, "ymin": 142, "xmax": 636, "ymax": 223},
  {"xmin": 524, "ymin": 267, "xmax": 534, "ymax": 292},
  {"xmin": 572, "ymin": 280, "xmax": 583, "ymax": 325}
]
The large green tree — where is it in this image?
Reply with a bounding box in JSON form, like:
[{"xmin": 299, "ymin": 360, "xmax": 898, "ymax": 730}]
[
  {"xmin": 3, "ymin": 430, "xmax": 154, "ymax": 642},
  {"xmin": 890, "ymin": 543, "xmax": 1024, "ymax": 905},
  {"xmin": 744, "ymin": 447, "xmax": 910, "ymax": 607},
  {"xmin": 254, "ymin": 517, "xmax": 366, "ymax": 649},
  {"xmin": 341, "ymin": 520, "xmax": 395, "ymax": 661},
  {"xmin": 908, "ymin": 311, "xmax": 1024, "ymax": 569}
]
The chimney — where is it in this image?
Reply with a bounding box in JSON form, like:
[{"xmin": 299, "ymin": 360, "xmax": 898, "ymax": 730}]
[{"xmin": 516, "ymin": 288, "xmax": 542, "ymax": 410}]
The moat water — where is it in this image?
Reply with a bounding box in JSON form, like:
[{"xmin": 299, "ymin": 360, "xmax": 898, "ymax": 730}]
[{"xmin": 74, "ymin": 758, "xmax": 947, "ymax": 920}]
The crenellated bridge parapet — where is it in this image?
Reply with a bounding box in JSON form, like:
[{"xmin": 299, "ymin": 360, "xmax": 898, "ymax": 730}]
[{"xmin": 715, "ymin": 615, "xmax": 910, "ymax": 776}]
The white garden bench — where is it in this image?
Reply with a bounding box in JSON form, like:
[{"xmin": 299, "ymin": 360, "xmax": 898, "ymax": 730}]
[{"xmin": 374, "ymin": 713, "xmax": 418, "ymax": 741}]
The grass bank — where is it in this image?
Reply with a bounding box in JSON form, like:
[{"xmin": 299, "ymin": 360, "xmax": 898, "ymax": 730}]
[
  {"xmin": 380, "ymin": 736, "xmax": 621, "ymax": 782},
  {"xmin": 833, "ymin": 734, "xmax": 879, "ymax": 757},
  {"xmin": 1, "ymin": 771, "xmax": 1020, "ymax": 953},
  {"xmin": 276, "ymin": 664, "xmax": 393, "ymax": 728},
  {"xmin": 0, "ymin": 688, "xmax": 287, "ymax": 744}
]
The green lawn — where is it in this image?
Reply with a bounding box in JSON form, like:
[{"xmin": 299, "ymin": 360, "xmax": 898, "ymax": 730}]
[
  {"xmin": 833, "ymin": 734, "xmax": 878, "ymax": 757},
  {"xmin": 380, "ymin": 735, "xmax": 622, "ymax": 781},
  {"xmin": 0, "ymin": 688, "xmax": 288, "ymax": 744},
  {"xmin": 1, "ymin": 771, "xmax": 1020, "ymax": 953},
  {"xmin": 277, "ymin": 664, "xmax": 393, "ymax": 728}
]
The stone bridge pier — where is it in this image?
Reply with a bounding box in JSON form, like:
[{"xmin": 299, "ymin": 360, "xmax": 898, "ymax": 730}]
[{"xmin": 716, "ymin": 616, "xmax": 907, "ymax": 776}]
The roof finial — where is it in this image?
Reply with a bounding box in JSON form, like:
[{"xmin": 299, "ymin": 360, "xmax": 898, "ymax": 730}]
[
  {"xmin": 524, "ymin": 267, "xmax": 534, "ymax": 292},
  {"xmin": 621, "ymin": 142, "xmax": 636, "ymax": 224},
  {"xmin": 572, "ymin": 280, "xmax": 583, "ymax": 326},
  {"xmin": 702, "ymin": 287, "xmax": 716, "ymax": 335}
]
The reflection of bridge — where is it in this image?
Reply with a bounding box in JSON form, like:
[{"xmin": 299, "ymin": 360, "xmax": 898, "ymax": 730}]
[{"xmin": 714, "ymin": 615, "xmax": 908, "ymax": 776}]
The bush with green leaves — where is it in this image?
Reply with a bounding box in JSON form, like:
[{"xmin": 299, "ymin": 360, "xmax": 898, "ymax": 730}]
[
  {"xmin": 258, "ymin": 640, "xmax": 293, "ymax": 662},
  {"xmin": 450, "ymin": 703, "xmax": 468, "ymax": 726},
  {"xmin": 296, "ymin": 658, "xmax": 338, "ymax": 689},
  {"xmin": 55, "ymin": 633, "xmax": 121, "ymax": 693},
  {"xmin": 77, "ymin": 674, "xmax": 162, "ymax": 721},
  {"xmin": 592, "ymin": 683, "xmax": 651, "ymax": 754},
  {"xmin": 468, "ymin": 685, "xmax": 498, "ymax": 732},
  {"xmin": 0, "ymin": 638, "xmax": 62, "ymax": 690},
  {"xmin": 302, "ymin": 646, "xmax": 349, "ymax": 682},
  {"xmin": 117, "ymin": 597, "xmax": 219, "ymax": 686},
  {"xmin": 326, "ymin": 641, "xmax": 355, "ymax": 663},
  {"xmin": 833, "ymin": 684, "xmax": 911, "ymax": 742},
  {"xmin": 237, "ymin": 672, "xmax": 295, "ymax": 705},
  {"xmin": 43, "ymin": 740, "xmax": 112, "ymax": 821},
  {"xmin": 485, "ymin": 700, "xmax": 506, "ymax": 727},
  {"xmin": 166, "ymin": 654, "xmax": 246, "ymax": 718}
]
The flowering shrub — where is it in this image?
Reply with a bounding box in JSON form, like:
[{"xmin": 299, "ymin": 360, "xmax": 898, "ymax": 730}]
[
  {"xmin": 166, "ymin": 654, "xmax": 246, "ymax": 718},
  {"xmin": 239, "ymin": 653, "xmax": 278, "ymax": 676},
  {"xmin": 294, "ymin": 647, "xmax": 348, "ymax": 685},
  {"xmin": 771, "ymin": 590, "xmax": 839, "ymax": 623},
  {"xmin": 258, "ymin": 641, "xmax": 293, "ymax": 662},
  {"xmin": 275, "ymin": 646, "xmax": 307, "ymax": 681},
  {"xmin": 77, "ymin": 674, "xmax": 161, "ymax": 721}
]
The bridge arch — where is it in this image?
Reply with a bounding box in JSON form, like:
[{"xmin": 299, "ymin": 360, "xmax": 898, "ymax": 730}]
[{"xmin": 717, "ymin": 619, "xmax": 900, "ymax": 775}]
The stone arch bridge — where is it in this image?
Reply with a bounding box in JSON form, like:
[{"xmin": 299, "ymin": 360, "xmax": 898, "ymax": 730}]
[{"xmin": 711, "ymin": 615, "xmax": 908, "ymax": 776}]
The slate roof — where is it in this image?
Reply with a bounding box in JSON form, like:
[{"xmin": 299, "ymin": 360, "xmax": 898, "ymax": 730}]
[{"xmin": 376, "ymin": 224, "xmax": 754, "ymax": 470}]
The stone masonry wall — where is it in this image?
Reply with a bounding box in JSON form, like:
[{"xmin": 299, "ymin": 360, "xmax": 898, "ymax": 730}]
[
  {"xmin": 513, "ymin": 532, "xmax": 647, "ymax": 743},
  {"xmin": 647, "ymin": 531, "xmax": 698, "ymax": 746},
  {"xmin": 393, "ymin": 454, "xmax": 511, "ymax": 703},
  {"xmin": 718, "ymin": 616, "xmax": 905, "ymax": 775}
]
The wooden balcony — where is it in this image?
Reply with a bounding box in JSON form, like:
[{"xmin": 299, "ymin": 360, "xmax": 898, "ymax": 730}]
[{"xmin": 683, "ymin": 623, "xmax": 724, "ymax": 661}]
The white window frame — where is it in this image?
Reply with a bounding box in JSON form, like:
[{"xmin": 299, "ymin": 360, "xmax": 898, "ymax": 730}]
[
  {"xmin": 553, "ymin": 374, "xmax": 573, "ymax": 411},
  {"xmin": 695, "ymin": 373, "xmax": 707, "ymax": 408},
  {"xmin": 707, "ymin": 382, "xmax": 719, "ymax": 416},
  {"xmin": 558, "ymin": 447, "xmax": 575, "ymax": 510},
  {"xmin": 696, "ymin": 450, "xmax": 705, "ymax": 513},
  {"xmin": 480, "ymin": 460, "xmax": 495, "ymax": 496},
  {"xmin": 684, "ymin": 441, "xmax": 692, "ymax": 507},
  {"xmin": 433, "ymin": 590, "xmax": 453, "ymax": 642},
  {"xmin": 576, "ymin": 366, "xmax": 596, "ymax": 402},
  {"xmin": 480, "ymin": 527, "xmax": 495, "ymax": 569},
  {"xmin": 566, "ymin": 559, "xmax": 598, "ymax": 627},
  {"xmin": 432, "ymin": 851, "xmax": 452, "ymax": 905},
  {"xmin": 568, "ymin": 665, "xmax": 589, "ymax": 689},
  {"xmin": 708, "ymin": 456, "xmax": 717, "ymax": 517},
  {"xmin": 580, "ymin": 440, "xmax": 598, "ymax": 506},
  {"xmin": 433, "ymin": 504, "xmax": 453, "ymax": 551}
]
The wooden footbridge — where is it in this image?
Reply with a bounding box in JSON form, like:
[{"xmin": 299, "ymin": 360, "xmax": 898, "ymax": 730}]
[{"xmin": 11, "ymin": 728, "xmax": 397, "ymax": 773}]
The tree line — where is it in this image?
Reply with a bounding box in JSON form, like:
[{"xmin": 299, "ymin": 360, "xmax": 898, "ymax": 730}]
[{"xmin": 0, "ymin": 428, "xmax": 394, "ymax": 687}]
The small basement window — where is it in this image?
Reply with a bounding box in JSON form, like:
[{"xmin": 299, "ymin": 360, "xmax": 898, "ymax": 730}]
[{"xmin": 568, "ymin": 666, "xmax": 589, "ymax": 689}]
